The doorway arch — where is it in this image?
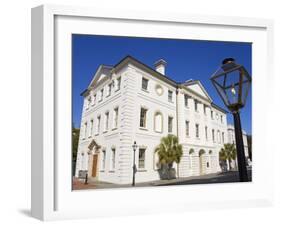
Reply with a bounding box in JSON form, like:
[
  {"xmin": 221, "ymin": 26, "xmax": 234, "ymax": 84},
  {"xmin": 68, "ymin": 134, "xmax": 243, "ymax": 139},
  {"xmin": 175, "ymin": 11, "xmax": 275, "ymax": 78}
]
[{"xmin": 199, "ymin": 149, "xmax": 206, "ymax": 175}]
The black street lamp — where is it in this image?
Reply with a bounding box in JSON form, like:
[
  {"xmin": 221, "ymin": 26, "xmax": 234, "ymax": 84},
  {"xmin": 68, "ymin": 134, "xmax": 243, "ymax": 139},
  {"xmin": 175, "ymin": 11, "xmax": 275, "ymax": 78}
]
[
  {"xmin": 210, "ymin": 58, "xmax": 251, "ymax": 182},
  {"xmin": 132, "ymin": 141, "xmax": 138, "ymax": 186}
]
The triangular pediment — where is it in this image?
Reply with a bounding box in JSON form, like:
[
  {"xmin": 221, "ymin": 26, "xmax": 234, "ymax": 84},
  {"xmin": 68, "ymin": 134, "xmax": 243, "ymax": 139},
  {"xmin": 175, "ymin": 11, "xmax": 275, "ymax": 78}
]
[
  {"xmin": 183, "ymin": 80, "xmax": 213, "ymax": 102},
  {"xmin": 88, "ymin": 65, "xmax": 113, "ymax": 89}
]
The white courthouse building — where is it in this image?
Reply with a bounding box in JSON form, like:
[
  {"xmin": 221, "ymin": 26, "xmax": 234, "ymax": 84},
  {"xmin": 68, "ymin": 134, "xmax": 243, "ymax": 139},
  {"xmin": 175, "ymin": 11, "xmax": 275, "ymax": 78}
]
[
  {"xmin": 227, "ymin": 124, "xmax": 250, "ymax": 169},
  {"xmin": 75, "ymin": 56, "xmax": 229, "ymax": 184}
]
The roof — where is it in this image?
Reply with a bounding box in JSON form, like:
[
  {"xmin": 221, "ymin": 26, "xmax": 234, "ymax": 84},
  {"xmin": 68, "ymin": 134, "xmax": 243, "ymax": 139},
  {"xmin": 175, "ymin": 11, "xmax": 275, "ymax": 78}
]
[
  {"xmin": 112, "ymin": 55, "xmax": 178, "ymax": 86},
  {"xmin": 81, "ymin": 55, "xmax": 228, "ymax": 114},
  {"xmin": 211, "ymin": 103, "xmax": 228, "ymax": 113}
]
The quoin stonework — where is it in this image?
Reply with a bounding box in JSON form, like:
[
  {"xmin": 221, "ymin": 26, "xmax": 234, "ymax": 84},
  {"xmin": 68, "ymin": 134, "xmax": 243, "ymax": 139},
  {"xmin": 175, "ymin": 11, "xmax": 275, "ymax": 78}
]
[{"xmin": 75, "ymin": 56, "xmax": 249, "ymax": 184}]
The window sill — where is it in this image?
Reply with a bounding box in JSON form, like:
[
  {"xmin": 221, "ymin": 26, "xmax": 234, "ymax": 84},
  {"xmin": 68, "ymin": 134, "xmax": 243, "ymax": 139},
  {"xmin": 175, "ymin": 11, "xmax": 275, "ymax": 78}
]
[
  {"xmin": 141, "ymin": 88, "xmax": 149, "ymax": 93},
  {"xmin": 137, "ymin": 169, "xmax": 147, "ymax": 172},
  {"xmin": 115, "ymin": 89, "xmax": 120, "ymax": 92},
  {"xmin": 99, "ymin": 170, "xmax": 105, "ymax": 172},
  {"xmin": 108, "ymin": 170, "xmax": 115, "ymax": 173},
  {"xmin": 139, "ymin": 127, "xmax": 148, "ymax": 131},
  {"xmin": 103, "ymin": 130, "xmax": 108, "ymax": 134},
  {"xmin": 154, "ymin": 130, "xmax": 163, "ymax": 134},
  {"xmin": 112, "ymin": 127, "xmax": 118, "ymax": 131}
]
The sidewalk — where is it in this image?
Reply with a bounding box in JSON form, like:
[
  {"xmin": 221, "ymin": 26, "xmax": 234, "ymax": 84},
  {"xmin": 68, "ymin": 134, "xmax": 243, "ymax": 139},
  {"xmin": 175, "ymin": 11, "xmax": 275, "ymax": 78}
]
[{"xmin": 72, "ymin": 170, "xmax": 252, "ymax": 190}]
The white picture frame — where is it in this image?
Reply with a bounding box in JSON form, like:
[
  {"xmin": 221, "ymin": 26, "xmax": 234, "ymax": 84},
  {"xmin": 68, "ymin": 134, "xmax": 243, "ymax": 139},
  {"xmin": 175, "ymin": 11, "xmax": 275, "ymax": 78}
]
[{"xmin": 31, "ymin": 4, "xmax": 274, "ymax": 221}]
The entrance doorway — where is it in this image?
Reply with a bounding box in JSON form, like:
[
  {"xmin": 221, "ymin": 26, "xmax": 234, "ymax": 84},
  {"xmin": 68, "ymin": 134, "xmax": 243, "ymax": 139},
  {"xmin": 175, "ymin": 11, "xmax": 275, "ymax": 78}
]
[
  {"xmin": 199, "ymin": 149, "xmax": 206, "ymax": 175},
  {"xmin": 92, "ymin": 154, "xmax": 98, "ymax": 177}
]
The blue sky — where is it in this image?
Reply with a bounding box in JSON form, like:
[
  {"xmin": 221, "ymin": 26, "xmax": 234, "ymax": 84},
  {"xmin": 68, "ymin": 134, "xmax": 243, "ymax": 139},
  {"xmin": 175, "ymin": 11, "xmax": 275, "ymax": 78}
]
[{"xmin": 72, "ymin": 34, "xmax": 252, "ymax": 134}]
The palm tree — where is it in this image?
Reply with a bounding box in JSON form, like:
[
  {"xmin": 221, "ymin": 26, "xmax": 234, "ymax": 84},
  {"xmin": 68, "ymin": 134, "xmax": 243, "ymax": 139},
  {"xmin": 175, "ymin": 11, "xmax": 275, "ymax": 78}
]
[
  {"xmin": 155, "ymin": 135, "xmax": 183, "ymax": 179},
  {"xmin": 219, "ymin": 143, "xmax": 237, "ymax": 171}
]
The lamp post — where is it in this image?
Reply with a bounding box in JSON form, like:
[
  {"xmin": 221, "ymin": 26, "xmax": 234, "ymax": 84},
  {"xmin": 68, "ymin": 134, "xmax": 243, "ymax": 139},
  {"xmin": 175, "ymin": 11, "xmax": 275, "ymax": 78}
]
[
  {"xmin": 132, "ymin": 141, "xmax": 138, "ymax": 186},
  {"xmin": 210, "ymin": 58, "xmax": 251, "ymax": 182}
]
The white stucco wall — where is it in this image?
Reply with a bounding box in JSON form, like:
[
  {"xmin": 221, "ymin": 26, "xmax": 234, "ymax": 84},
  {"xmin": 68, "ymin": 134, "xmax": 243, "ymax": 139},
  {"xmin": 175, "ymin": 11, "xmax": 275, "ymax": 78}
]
[{"xmin": 75, "ymin": 58, "xmax": 230, "ymax": 184}]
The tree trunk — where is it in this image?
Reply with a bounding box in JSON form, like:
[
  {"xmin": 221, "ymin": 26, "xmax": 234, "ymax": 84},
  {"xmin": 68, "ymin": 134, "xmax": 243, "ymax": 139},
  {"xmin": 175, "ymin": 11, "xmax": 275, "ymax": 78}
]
[
  {"xmin": 168, "ymin": 163, "xmax": 173, "ymax": 180},
  {"xmin": 234, "ymin": 159, "xmax": 237, "ymax": 170},
  {"xmin": 228, "ymin": 159, "xmax": 232, "ymax": 171}
]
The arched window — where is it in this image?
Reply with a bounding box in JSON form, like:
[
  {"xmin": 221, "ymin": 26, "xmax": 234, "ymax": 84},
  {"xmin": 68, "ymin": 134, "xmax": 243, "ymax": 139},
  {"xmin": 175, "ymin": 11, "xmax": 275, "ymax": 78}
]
[
  {"xmin": 209, "ymin": 150, "xmax": 213, "ymax": 155},
  {"xmin": 199, "ymin": 149, "xmax": 205, "ymax": 156},
  {"xmin": 154, "ymin": 111, "xmax": 163, "ymax": 133},
  {"xmin": 189, "ymin": 148, "xmax": 195, "ymax": 155}
]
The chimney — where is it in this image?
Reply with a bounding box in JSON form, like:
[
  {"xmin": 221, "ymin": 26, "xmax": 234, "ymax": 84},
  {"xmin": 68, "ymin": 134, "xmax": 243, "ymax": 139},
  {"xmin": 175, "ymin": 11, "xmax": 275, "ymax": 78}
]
[{"xmin": 154, "ymin": 59, "xmax": 167, "ymax": 75}]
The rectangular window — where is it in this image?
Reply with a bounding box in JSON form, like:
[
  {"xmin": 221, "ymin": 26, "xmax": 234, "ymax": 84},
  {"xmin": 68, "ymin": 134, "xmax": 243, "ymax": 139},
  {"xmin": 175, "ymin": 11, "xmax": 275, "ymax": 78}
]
[
  {"xmin": 93, "ymin": 94, "xmax": 96, "ymax": 105},
  {"xmin": 184, "ymin": 94, "xmax": 189, "ymax": 107},
  {"xmin": 111, "ymin": 148, "xmax": 116, "ymax": 170},
  {"xmin": 116, "ymin": 77, "xmax": 121, "ymax": 91},
  {"xmin": 83, "ymin": 122, "xmax": 87, "ymax": 139},
  {"xmin": 211, "ymin": 110, "xmax": 214, "ymax": 119},
  {"xmin": 185, "ymin": 121, "xmax": 189, "ymax": 137},
  {"xmin": 105, "ymin": 112, "xmax": 109, "ymax": 131},
  {"xmin": 89, "ymin": 119, "xmax": 93, "ymax": 137},
  {"xmin": 86, "ymin": 97, "xmax": 91, "ymax": 109},
  {"xmin": 140, "ymin": 107, "xmax": 147, "ymax": 128},
  {"xmin": 212, "ymin": 129, "xmax": 215, "ymax": 142},
  {"xmin": 205, "ymin": 126, "xmax": 208, "ymax": 140},
  {"xmin": 221, "ymin": 115, "xmax": 223, "ymax": 123},
  {"xmin": 107, "ymin": 83, "xmax": 112, "ymax": 96},
  {"xmin": 113, "ymin": 107, "xmax": 119, "ymax": 129},
  {"xmin": 142, "ymin": 77, "xmax": 149, "ymax": 90},
  {"xmin": 102, "ymin": 150, "xmax": 106, "ymax": 170},
  {"xmin": 196, "ymin": 124, "xmax": 199, "ymax": 138},
  {"xmin": 97, "ymin": 116, "xmax": 101, "ymax": 134},
  {"xmin": 222, "ymin": 132, "xmax": 225, "ymax": 144},
  {"xmin": 168, "ymin": 116, "xmax": 173, "ymax": 133},
  {"xmin": 138, "ymin": 148, "xmax": 146, "ymax": 169},
  {"xmin": 100, "ymin": 89, "xmax": 104, "ymax": 102},
  {"xmin": 168, "ymin": 90, "xmax": 173, "ymax": 102},
  {"xmin": 204, "ymin": 104, "xmax": 207, "ymax": 114},
  {"xmin": 217, "ymin": 130, "xmax": 221, "ymax": 143},
  {"xmin": 194, "ymin": 100, "xmax": 198, "ymax": 112}
]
